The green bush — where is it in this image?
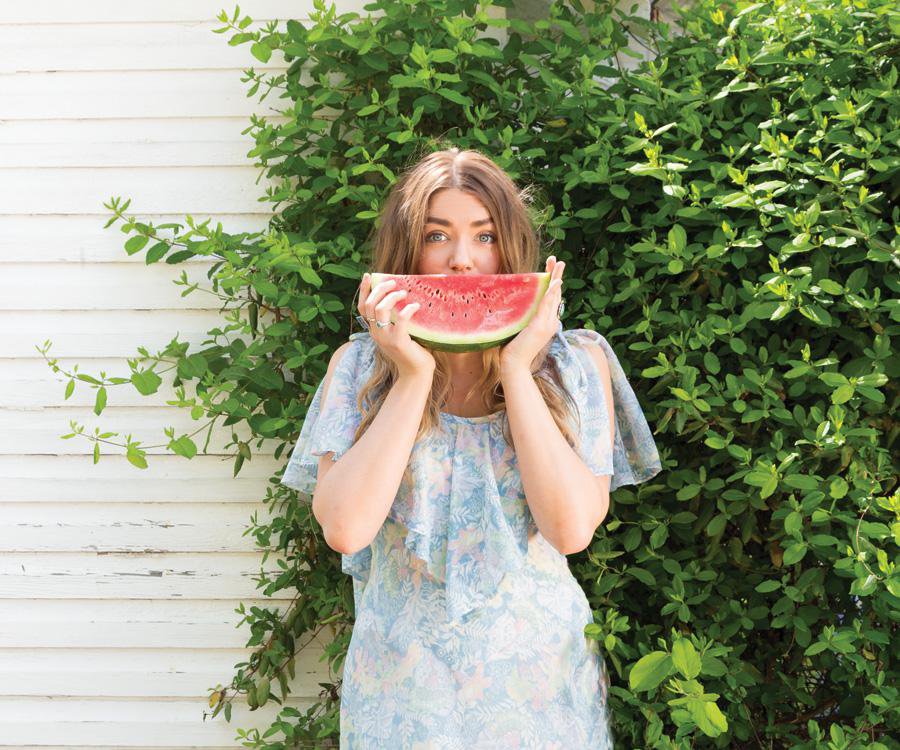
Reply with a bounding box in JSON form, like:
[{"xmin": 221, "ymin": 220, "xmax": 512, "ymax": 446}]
[{"xmin": 41, "ymin": 0, "xmax": 898, "ymax": 746}]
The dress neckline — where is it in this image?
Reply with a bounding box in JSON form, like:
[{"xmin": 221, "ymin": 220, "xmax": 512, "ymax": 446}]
[{"xmin": 439, "ymin": 408, "xmax": 506, "ymax": 424}]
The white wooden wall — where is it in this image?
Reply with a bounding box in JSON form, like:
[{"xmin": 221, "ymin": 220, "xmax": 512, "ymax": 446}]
[{"xmin": 0, "ymin": 2, "xmax": 364, "ymax": 747}]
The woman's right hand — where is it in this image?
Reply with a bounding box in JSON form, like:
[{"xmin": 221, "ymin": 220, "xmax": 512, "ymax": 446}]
[{"xmin": 358, "ymin": 273, "xmax": 436, "ymax": 379}]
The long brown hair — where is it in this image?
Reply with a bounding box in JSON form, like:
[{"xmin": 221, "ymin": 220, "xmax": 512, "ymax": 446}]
[{"xmin": 351, "ymin": 145, "xmax": 580, "ymax": 469}]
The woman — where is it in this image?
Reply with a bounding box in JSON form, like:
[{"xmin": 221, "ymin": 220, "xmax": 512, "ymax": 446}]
[{"xmin": 282, "ymin": 147, "xmax": 662, "ymax": 748}]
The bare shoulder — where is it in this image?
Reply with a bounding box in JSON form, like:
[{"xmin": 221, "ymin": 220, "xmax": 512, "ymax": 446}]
[
  {"xmin": 578, "ymin": 339, "xmax": 615, "ymax": 410},
  {"xmin": 329, "ymin": 340, "xmax": 354, "ymax": 369},
  {"xmin": 578, "ymin": 338, "xmax": 611, "ymax": 378}
]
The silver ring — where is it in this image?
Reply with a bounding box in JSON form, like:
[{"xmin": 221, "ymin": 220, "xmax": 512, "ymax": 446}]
[
  {"xmin": 557, "ymin": 300, "xmax": 565, "ymax": 318},
  {"xmin": 375, "ymin": 319, "xmax": 393, "ymax": 328}
]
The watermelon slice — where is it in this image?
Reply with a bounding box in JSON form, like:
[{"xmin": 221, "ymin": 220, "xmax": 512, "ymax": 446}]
[{"xmin": 368, "ymin": 272, "xmax": 551, "ymax": 352}]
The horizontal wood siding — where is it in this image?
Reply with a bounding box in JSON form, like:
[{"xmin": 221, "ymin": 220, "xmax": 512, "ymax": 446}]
[{"xmin": 0, "ymin": 3, "xmax": 339, "ymax": 747}]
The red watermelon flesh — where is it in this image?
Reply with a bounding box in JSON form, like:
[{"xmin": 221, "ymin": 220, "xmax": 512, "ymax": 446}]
[{"xmin": 369, "ymin": 272, "xmax": 551, "ymax": 352}]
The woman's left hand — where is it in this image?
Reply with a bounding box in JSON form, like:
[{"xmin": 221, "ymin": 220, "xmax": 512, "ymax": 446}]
[{"xmin": 499, "ymin": 256, "xmax": 564, "ymax": 372}]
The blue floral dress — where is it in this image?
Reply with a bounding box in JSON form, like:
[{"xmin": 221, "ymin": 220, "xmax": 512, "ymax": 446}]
[{"xmin": 281, "ymin": 321, "xmax": 662, "ymax": 749}]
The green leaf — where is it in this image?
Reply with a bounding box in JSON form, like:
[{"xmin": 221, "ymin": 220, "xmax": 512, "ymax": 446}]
[
  {"xmin": 126, "ymin": 446, "xmax": 148, "ymax": 469},
  {"xmin": 688, "ymin": 697, "xmax": 728, "ymax": 737},
  {"xmin": 145, "ymin": 242, "xmax": 169, "ymax": 264},
  {"xmin": 629, "ymin": 651, "xmax": 673, "ymax": 692},
  {"xmin": 320, "ymin": 262, "xmax": 362, "ymax": 279},
  {"xmin": 436, "ymin": 87, "xmax": 471, "ymax": 106},
  {"xmin": 782, "ymin": 541, "xmax": 808, "ymax": 565},
  {"xmin": 703, "ymin": 351, "xmax": 720, "ymax": 373},
  {"xmin": 755, "ymin": 580, "xmax": 781, "ymax": 593},
  {"xmin": 829, "ymin": 477, "xmax": 849, "ymax": 499},
  {"xmin": 672, "ymin": 638, "xmax": 701, "ymax": 679},
  {"xmin": 251, "ymin": 41, "xmax": 272, "ymax": 63},
  {"xmin": 169, "ymin": 435, "xmax": 198, "ymax": 459},
  {"xmin": 668, "ymin": 224, "xmax": 687, "ymax": 252},
  {"xmin": 650, "ymin": 524, "xmax": 669, "ymax": 549},
  {"xmin": 131, "ymin": 370, "xmax": 162, "ymax": 396},
  {"xmin": 256, "ymin": 676, "xmax": 270, "ymax": 706},
  {"xmin": 430, "ymin": 48, "xmax": 457, "ymax": 63},
  {"xmin": 93, "ymin": 387, "xmax": 107, "ymax": 416},
  {"xmin": 714, "ymin": 191, "xmax": 753, "ymax": 208},
  {"xmin": 784, "ymin": 511, "xmax": 803, "ymax": 535},
  {"xmin": 64, "ymin": 380, "xmax": 75, "ymax": 400},
  {"xmin": 124, "ymin": 235, "xmax": 149, "ymax": 255},
  {"xmin": 299, "ymin": 266, "xmax": 323, "ymax": 287},
  {"xmin": 706, "ymin": 514, "xmax": 727, "ymax": 536},
  {"xmin": 165, "ymin": 249, "xmax": 195, "ymax": 264},
  {"xmin": 258, "ymin": 417, "xmax": 289, "ymax": 433},
  {"xmin": 832, "ymin": 384, "xmax": 855, "ymax": 403},
  {"xmin": 798, "ymin": 303, "xmax": 832, "ymax": 326},
  {"xmin": 804, "ymin": 641, "xmax": 829, "ymax": 656},
  {"xmin": 626, "ymin": 163, "xmax": 667, "ymax": 181},
  {"xmin": 700, "ymin": 654, "xmax": 727, "ymax": 677},
  {"xmin": 356, "ymin": 103, "xmax": 380, "ymax": 116},
  {"xmin": 627, "ymin": 566, "xmax": 656, "ymax": 586},
  {"xmin": 388, "ymin": 73, "xmax": 425, "ymax": 88}
]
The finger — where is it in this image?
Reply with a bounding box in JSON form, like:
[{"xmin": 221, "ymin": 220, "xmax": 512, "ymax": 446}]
[
  {"xmin": 552, "ymin": 260, "xmax": 564, "ymax": 282},
  {"xmin": 375, "ymin": 289, "xmax": 408, "ymax": 324},
  {"xmin": 357, "ymin": 273, "xmax": 371, "ymax": 317},
  {"xmin": 545, "ymin": 278, "xmax": 562, "ymax": 318},
  {"xmin": 398, "ymin": 301, "xmax": 421, "ymax": 329},
  {"xmin": 365, "ymin": 278, "xmax": 396, "ymax": 319}
]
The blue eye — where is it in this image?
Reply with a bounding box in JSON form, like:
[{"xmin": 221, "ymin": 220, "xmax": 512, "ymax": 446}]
[{"xmin": 425, "ymin": 231, "xmax": 497, "ymax": 244}]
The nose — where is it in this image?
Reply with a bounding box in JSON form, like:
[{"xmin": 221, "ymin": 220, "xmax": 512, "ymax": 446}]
[{"xmin": 449, "ymin": 239, "xmax": 475, "ymax": 272}]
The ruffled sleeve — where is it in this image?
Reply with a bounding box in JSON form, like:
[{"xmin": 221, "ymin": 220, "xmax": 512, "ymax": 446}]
[
  {"xmin": 548, "ymin": 322, "xmax": 663, "ymax": 491},
  {"xmin": 280, "ymin": 332, "xmax": 375, "ymax": 583}
]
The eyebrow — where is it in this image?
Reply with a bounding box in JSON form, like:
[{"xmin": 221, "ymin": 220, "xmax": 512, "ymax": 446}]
[{"xmin": 425, "ymin": 216, "xmax": 495, "ymax": 227}]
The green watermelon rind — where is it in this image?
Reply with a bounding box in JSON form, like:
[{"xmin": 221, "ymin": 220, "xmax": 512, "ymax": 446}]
[{"xmin": 369, "ymin": 272, "xmax": 551, "ymax": 353}]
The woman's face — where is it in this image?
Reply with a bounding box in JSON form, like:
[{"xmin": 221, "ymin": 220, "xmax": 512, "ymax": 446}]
[{"xmin": 415, "ymin": 188, "xmax": 501, "ymax": 276}]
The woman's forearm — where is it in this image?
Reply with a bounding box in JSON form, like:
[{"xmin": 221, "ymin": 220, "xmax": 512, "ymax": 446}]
[
  {"xmin": 312, "ymin": 369, "xmax": 434, "ymax": 554},
  {"xmin": 500, "ymin": 361, "xmax": 609, "ymax": 555}
]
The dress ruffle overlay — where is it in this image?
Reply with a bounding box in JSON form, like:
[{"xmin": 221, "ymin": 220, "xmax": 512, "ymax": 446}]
[{"xmin": 281, "ymin": 320, "xmax": 662, "ymax": 749}]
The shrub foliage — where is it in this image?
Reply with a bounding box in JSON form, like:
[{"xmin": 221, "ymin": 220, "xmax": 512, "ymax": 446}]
[{"xmin": 41, "ymin": 0, "xmax": 898, "ymax": 747}]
